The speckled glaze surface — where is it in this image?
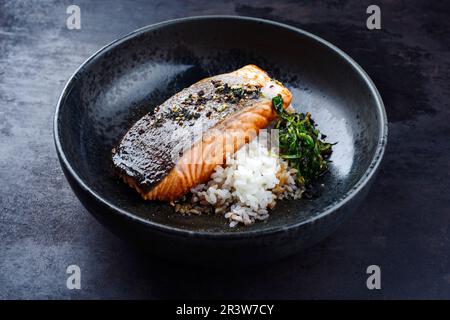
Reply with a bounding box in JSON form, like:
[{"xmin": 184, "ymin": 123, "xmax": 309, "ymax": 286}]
[{"xmin": 54, "ymin": 16, "xmax": 387, "ymax": 264}]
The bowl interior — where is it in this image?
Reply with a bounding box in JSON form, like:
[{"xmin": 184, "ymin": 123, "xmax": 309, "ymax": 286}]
[{"xmin": 57, "ymin": 17, "xmax": 383, "ymax": 233}]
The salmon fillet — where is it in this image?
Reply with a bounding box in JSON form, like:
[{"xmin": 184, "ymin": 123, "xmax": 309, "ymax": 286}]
[{"xmin": 112, "ymin": 65, "xmax": 292, "ymax": 201}]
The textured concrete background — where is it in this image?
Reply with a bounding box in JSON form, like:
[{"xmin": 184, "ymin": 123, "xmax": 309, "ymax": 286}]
[{"xmin": 0, "ymin": 0, "xmax": 449, "ymax": 299}]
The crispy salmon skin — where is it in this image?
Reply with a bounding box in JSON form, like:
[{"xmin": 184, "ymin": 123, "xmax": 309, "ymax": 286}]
[{"xmin": 112, "ymin": 65, "xmax": 292, "ymax": 201}]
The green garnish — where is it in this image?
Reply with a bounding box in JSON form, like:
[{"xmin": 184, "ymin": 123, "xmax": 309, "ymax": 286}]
[{"xmin": 272, "ymin": 95, "xmax": 334, "ymax": 186}]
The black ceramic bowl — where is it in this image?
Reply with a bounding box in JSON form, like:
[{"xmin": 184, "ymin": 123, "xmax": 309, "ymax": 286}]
[{"xmin": 54, "ymin": 16, "xmax": 387, "ymax": 265}]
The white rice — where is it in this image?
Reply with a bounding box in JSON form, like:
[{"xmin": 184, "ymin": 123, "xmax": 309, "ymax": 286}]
[{"xmin": 173, "ymin": 138, "xmax": 304, "ymax": 227}]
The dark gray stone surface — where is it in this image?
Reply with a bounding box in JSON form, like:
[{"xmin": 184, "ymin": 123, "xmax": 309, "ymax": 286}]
[{"xmin": 0, "ymin": 0, "xmax": 449, "ymax": 299}]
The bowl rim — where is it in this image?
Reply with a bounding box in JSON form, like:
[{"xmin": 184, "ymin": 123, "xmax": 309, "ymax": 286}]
[{"xmin": 54, "ymin": 15, "xmax": 388, "ymax": 239}]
